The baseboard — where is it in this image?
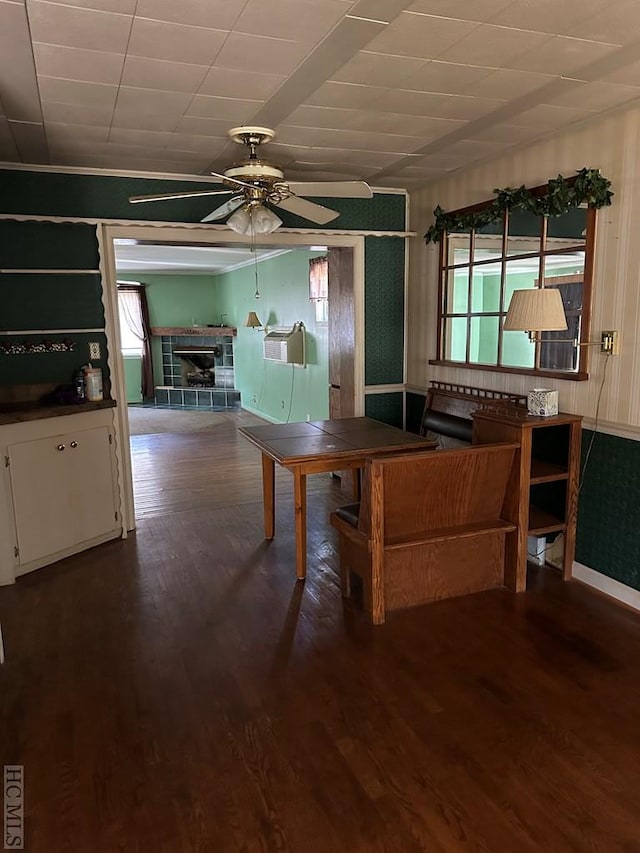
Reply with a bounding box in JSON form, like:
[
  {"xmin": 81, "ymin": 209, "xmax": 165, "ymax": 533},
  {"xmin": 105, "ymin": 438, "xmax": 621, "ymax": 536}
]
[
  {"xmin": 572, "ymin": 562, "xmax": 640, "ymax": 613},
  {"xmin": 240, "ymin": 404, "xmax": 282, "ymax": 424}
]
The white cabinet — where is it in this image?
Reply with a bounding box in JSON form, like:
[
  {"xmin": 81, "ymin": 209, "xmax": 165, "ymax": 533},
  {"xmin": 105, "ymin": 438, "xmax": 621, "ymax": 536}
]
[{"xmin": 0, "ymin": 407, "xmax": 122, "ymax": 582}]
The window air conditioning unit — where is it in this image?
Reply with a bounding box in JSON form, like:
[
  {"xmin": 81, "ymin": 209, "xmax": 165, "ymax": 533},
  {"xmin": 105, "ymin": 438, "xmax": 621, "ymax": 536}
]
[{"xmin": 263, "ymin": 322, "xmax": 305, "ymax": 365}]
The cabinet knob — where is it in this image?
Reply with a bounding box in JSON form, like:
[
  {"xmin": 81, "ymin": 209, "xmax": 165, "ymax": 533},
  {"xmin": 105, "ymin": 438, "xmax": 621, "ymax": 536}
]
[
  {"xmin": 57, "ymin": 444, "xmax": 65, "ymax": 451},
  {"xmin": 70, "ymin": 441, "xmax": 78, "ymax": 448}
]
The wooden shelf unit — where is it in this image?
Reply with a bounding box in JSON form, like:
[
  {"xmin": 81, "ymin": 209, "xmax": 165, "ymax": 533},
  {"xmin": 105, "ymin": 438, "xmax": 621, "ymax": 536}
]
[{"xmin": 472, "ymin": 409, "xmax": 582, "ymax": 592}]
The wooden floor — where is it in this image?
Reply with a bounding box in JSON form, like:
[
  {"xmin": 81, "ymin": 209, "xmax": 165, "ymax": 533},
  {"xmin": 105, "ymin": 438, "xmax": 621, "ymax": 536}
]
[{"xmin": 2, "ymin": 410, "xmax": 640, "ymax": 852}]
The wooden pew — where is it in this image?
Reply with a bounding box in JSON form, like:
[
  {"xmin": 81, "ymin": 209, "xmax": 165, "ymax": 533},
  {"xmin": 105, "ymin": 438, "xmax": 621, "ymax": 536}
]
[
  {"xmin": 330, "ymin": 443, "xmax": 519, "ymax": 624},
  {"xmin": 419, "ymin": 381, "xmax": 527, "ymax": 449}
]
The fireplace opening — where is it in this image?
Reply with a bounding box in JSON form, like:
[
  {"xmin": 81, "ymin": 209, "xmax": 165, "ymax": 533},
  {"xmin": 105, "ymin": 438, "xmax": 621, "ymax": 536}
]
[{"xmin": 173, "ymin": 345, "xmax": 221, "ymax": 388}]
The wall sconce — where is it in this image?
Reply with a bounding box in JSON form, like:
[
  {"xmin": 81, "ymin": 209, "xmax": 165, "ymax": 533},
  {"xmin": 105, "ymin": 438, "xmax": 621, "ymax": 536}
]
[
  {"xmin": 244, "ymin": 311, "xmax": 263, "ymax": 330},
  {"xmin": 504, "ymin": 289, "xmax": 618, "ymax": 355}
]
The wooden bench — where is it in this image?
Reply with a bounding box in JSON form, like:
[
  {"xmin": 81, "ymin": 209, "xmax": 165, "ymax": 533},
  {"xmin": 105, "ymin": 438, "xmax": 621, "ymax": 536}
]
[
  {"xmin": 330, "ymin": 442, "xmax": 520, "ymax": 624},
  {"xmin": 419, "ymin": 381, "xmax": 527, "ymax": 449}
]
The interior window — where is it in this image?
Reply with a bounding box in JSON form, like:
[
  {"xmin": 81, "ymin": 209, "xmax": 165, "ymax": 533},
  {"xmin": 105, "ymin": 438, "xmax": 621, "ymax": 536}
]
[
  {"xmin": 117, "ymin": 285, "xmax": 144, "ymax": 356},
  {"xmin": 433, "ymin": 201, "xmax": 595, "ymax": 380}
]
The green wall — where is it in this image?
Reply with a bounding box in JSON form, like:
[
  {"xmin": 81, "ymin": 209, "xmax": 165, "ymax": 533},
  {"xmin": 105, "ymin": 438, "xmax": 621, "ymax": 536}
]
[
  {"xmin": 214, "ymin": 250, "xmax": 329, "ymax": 423},
  {"xmin": 123, "ymin": 356, "xmax": 143, "ymax": 403},
  {"xmin": 116, "ymin": 272, "xmax": 219, "ymax": 328}
]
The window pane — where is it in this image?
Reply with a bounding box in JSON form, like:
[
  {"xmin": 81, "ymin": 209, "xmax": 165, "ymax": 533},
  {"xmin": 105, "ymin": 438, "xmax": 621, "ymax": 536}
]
[
  {"xmin": 507, "ymin": 208, "xmax": 543, "ymax": 257},
  {"xmin": 445, "ymin": 268, "xmax": 469, "ymax": 313},
  {"xmin": 470, "ymin": 316, "xmax": 499, "ymax": 364},
  {"xmin": 472, "ymin": 235, "xmax": 503, "ymax": 267},
  {"xmin": 502, "ymin": 329, "xmax": 535, "ymax": 368},
  {"xmin": 543, "ymin": 252, "xmax": 585, "ymax": 303},
  {"xmin": 446, "ymin": 230, "xmax": 471, "ymax": 266},
  {"xmin": 547, "ymin": 207, "xmax": 587, "ymax": 249},
  {"xmin": 503, "ymin": 258, "xmax": 540, "ymax": 308},
  {"xmin": 539, "ymin": 328, "xmax": 579, "ymax": 371},
  {"xmin": 443, "ymin": 317, "xmax": 468, "ymax": 361},
  {"xmin": 471, "ymin": 268, "xmax": 500, "ymax": 313}
]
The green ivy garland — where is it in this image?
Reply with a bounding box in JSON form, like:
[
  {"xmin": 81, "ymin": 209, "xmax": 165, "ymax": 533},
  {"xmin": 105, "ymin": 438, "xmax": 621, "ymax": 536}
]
[{"xmin": 424, "ymin": 167, "xmax": 613, "ymax": 244}]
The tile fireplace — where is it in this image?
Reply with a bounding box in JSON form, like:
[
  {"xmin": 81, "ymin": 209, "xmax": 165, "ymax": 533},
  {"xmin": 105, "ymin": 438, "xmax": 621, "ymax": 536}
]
[{"xmin": 153, "ymin": 327, "xmax": 240, "ymax": 410}]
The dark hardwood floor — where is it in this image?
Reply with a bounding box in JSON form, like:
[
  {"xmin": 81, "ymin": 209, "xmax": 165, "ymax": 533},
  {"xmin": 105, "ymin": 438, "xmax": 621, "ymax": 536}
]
[{"xmin": 1, "ymin": 410, "xmax": 640, "ymax": 852}]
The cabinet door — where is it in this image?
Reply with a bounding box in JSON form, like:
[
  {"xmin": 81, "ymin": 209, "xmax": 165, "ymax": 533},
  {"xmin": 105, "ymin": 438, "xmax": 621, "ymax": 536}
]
[
  {"xmin": 67, "ymin": 425, "xmax": 117, "ymax": 543},
  {"xmin": 9, "ymin": 431, "xmax": 78, "ymax": 564},
  {"xmin": 9, "ymin": 425, "xmax": 117, "ymax": 566}
]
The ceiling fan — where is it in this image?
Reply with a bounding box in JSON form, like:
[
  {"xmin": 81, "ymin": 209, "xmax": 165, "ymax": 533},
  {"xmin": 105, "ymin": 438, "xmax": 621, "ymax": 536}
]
[{"xmin": 128, "ymin": 126, "xmax": 373, "ymax": 234}]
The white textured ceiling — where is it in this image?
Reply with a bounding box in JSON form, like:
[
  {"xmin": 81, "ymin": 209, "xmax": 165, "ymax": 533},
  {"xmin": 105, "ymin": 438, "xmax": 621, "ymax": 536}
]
[
  {"xmin": 113, "ymin": 240, "xmax": 319, "ymax": 273},
  {"xmin": 2, "ymin": 0, "xmax": 640, "ymax": 189}
]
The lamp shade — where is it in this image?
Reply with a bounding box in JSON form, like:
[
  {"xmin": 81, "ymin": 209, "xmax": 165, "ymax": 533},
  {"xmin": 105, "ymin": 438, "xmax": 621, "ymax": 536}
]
[
  {"xmin": 503, "ymin": 288, "xmax": 568, "ymax": 332},
  {"xmin": 227, "ymin": 203, "xmax": 282, "ymax": 235},
  {"xmin": 245, "ymin": 311, "xmax": 263, "ymax": 328}
]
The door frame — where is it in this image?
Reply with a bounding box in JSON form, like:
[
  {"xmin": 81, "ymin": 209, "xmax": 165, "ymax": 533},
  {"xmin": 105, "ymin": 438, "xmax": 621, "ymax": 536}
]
[{"xmin": 98, "ymin": 223, "xmax": 365, "ymax": 531}]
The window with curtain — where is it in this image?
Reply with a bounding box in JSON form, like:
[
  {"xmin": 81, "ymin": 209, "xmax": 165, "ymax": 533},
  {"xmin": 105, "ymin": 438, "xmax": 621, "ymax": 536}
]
[
  {"xmin": 117, "ymin": 282, "xmax": 154, "ymax": 400},
  {"xmin": 117, "ymin": 286, "xmax": 144, "ymax": 356},
  {"xmin": 309, "ymin": 256, "xmax": 328, "ymax": 323}
]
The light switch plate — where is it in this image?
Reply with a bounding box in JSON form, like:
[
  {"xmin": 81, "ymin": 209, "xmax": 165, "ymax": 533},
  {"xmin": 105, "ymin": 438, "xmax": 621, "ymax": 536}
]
[{"xmin": 89, "ymin": 342, "xmax": 101, "ymax": 360}]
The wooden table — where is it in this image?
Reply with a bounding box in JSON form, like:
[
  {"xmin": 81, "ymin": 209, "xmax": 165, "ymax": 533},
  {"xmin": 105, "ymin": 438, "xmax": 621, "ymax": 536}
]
[{"xmin": 239, "ymin": 417, "xmax": 436, "ymax": 580}]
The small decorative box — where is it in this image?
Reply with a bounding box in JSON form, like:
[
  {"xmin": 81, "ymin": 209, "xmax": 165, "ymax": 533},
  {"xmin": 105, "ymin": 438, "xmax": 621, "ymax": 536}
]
[{"xmin": 527, "ymin": 388, "xmax": 558, "ymax": 417}]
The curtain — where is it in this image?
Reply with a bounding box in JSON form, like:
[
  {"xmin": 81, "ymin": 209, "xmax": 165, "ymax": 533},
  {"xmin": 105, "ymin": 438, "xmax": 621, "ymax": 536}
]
[
  {"xmin": 118, "ymin": 284, "xmax": 154, "ymax": 400},
  {"xmin": 309, "ymin": 256, "xmax": 328, "ymax": 301}
]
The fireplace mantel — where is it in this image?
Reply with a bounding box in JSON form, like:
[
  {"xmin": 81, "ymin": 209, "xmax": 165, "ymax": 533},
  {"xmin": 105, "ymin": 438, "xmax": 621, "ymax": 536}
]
[{"xmin": 151, "ymin": 326, "xmax": 237, "ymax": 337}]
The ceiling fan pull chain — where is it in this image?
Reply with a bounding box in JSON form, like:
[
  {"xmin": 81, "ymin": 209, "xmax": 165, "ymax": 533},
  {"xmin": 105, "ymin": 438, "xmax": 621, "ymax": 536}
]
[{"xmin": 250, "ymin": 222, "xmax": 260, "ymax": 299}]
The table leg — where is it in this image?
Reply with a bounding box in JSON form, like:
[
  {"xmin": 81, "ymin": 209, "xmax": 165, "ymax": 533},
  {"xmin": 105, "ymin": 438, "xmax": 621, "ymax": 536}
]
[
  {"xmin": 293, "ymin": 468, "xmax": 307, "ymax": 580},
  {"xmin": 261, "ymin": 453, "xmax": 275, "ymax": 540}
]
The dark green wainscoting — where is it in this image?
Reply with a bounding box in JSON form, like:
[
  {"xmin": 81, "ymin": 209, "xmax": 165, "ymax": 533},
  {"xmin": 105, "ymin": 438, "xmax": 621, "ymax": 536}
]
[
  {"xmin": 406, "ymin": 391, "xmax": 427, "ymax": 434},
  {"xmin": 365, "ymin": 392, "xmax": 404, "ymax": 428},
  {"xmin": 577, "ymin": 429, "xmax": 640, "ymax": 591}
]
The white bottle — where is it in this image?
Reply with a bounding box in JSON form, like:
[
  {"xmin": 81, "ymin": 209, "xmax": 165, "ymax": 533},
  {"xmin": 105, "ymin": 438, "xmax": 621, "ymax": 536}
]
[{"xmin": 83, "ymin": 365, "xmax": 103, "ymax": 401}]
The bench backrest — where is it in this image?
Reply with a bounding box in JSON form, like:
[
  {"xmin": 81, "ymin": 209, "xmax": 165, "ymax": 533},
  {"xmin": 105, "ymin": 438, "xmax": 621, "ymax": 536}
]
[
  {"xmin": 358, "ymin": 443, "xmax": 519, "ymax": 540},
  {"xmin": 420, "ymin": 383, "xmax": 527, "ymax": 448}
]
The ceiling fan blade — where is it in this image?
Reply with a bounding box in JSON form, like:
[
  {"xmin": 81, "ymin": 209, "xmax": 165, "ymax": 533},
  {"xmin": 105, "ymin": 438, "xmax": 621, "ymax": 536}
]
[
  {"xmin": 129, "ymin": 188, "xmax": 232, "ymax": 204},
  {"xmin": 201, "ymin": 196, "xmax": 245, "ymax": 223},
  {"xmin": 273, "ymin": 195, "xmax": 340, "ymax": 225},
  {"xmin": 286, "ymin": 180, "xmax": 372, "ymax": 199},
  {"xmin": 209, "ymin": 170, "xmax": 256, "ymax": 191}
]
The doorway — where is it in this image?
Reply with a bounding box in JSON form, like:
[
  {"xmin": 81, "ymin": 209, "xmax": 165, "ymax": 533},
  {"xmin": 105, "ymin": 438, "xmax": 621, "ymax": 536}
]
[{"xmin": 99, "ymin": 224, "xmax": 365, "ymax": 529}]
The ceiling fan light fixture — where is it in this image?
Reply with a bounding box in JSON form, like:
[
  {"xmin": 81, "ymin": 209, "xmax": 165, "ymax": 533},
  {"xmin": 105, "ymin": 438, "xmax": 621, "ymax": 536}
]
[{"xmin": 227, "ymin": 204, "xmax": 282, "ymax": 235}]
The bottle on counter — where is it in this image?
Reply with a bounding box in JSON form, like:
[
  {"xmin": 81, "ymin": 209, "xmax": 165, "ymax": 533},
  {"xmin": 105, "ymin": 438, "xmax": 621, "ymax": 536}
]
[
  {"xmin": 83, "ymin": 364, "xmax": 103, "ymax": 401},
  {"xmin": 75, "ymin": 368, "xmax": 86, "ymax": 401}
]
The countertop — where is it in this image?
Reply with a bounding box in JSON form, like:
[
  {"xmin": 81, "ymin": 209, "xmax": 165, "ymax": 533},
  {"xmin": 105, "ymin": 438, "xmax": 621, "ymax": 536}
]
[{"xmin": 0, "ymin": 398, "xmax": 116, "ymax": 426}]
